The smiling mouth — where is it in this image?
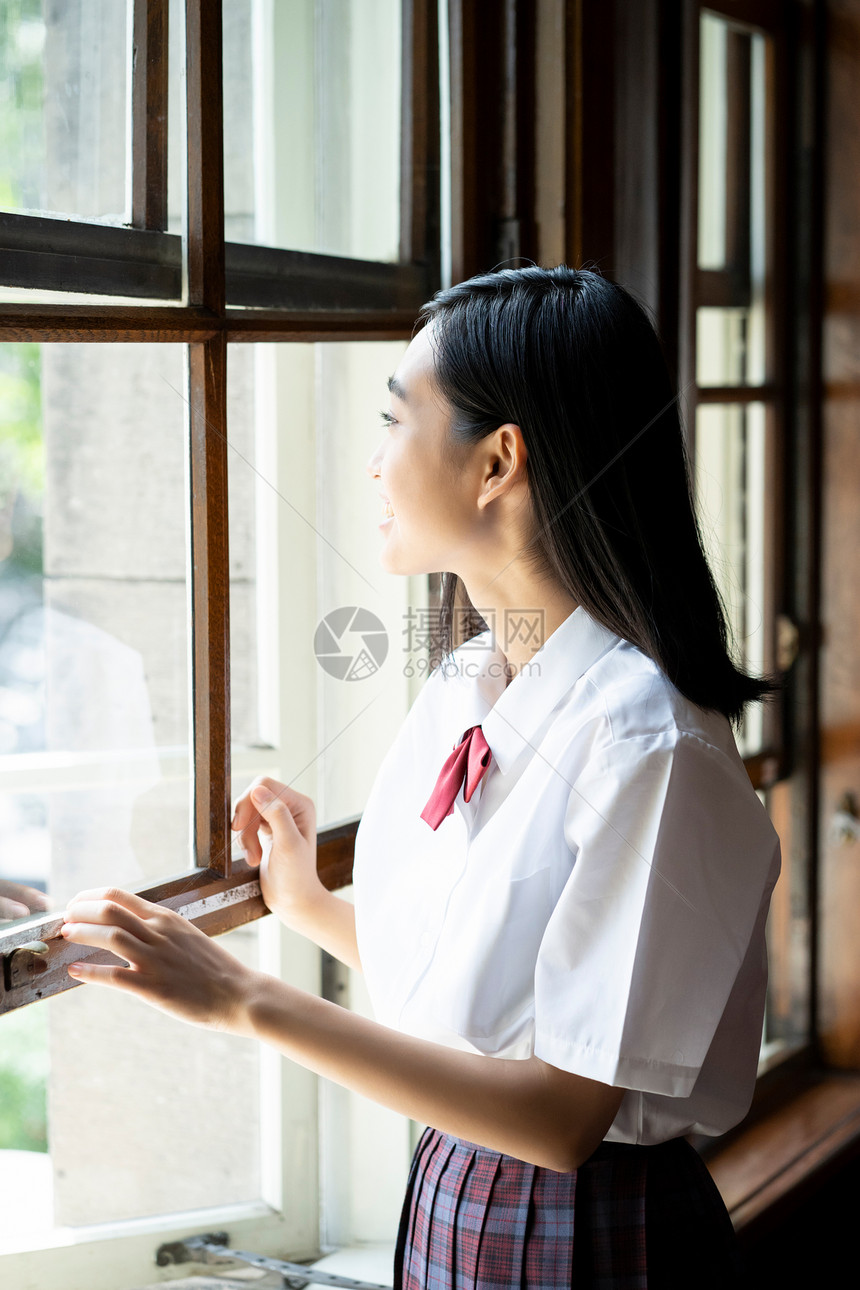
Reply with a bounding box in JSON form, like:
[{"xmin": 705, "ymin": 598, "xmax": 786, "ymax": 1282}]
[{"xmin": 382, "ymin": 502, "xmax": 394, "ymax": 519}]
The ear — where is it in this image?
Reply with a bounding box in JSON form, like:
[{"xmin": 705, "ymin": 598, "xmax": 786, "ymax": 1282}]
[{"xmin": 476, "ymin": 423, "xmax": 528, "ymax": 509}]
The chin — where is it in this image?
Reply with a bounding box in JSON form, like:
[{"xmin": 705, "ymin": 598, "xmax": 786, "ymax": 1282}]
[{"xmin": 379, "ymin": 544, "xmax": 433, "ymax": 579}]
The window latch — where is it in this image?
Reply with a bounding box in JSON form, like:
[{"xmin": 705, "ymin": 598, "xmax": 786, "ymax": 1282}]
[
  {"xmin": 156, "ymin": 1232, "xmax": 392, "ymax": 1289},
  {"xmin": 3, "ymin": 941, "xmax": 50, "ymax": 992}
]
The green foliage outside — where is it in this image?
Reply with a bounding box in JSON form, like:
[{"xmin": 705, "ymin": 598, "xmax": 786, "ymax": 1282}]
[
  {"xmin": 0, "ymin": 0, "xmax": 46, "ymax": 573},
  {"xmin": 0, "ymin": 10, "xmax": 48, "ymax": 1158},
  {"xmin": 0, "ymin": 1005, "xmax": 49, "ymax": 1152},
  {"xmin": 0, "ymin": 343, "xmax": 43, "ymax": 574},
  {"xmin": 0, "ymin": 0, "xmax": 45, "ymax": 212},
  {"xmin": 0, "ymin": 342, "xmax": 42, "ymax": 489}
]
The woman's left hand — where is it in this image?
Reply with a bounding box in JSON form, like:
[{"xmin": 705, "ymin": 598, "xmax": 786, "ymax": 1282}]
[
  {"xmin": 0, "ymin": 879, "xmax": 52, "ymax": 920},
  {"xmin": 61, "ymin": 888, "xmax": 256, "ymax": 1033}
]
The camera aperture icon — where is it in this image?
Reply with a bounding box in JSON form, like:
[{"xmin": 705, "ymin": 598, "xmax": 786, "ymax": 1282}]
[{"xmin": 313, "ymin": 606, "xmax": 389, "ymax": 681}]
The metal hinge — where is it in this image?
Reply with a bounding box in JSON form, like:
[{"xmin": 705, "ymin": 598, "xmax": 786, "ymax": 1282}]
[
  {"xmin": 776, "ymin": 613, "xmax": 801, "ymax": 672},
  {"xmin": 155, "ymin": 1233, "xmax": 392, "ymax": 1290}
]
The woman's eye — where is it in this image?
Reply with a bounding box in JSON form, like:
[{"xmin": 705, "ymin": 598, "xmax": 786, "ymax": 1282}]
[{"xmin": 379, "ymin": 409, "xmax": 398, "ymax": 429}]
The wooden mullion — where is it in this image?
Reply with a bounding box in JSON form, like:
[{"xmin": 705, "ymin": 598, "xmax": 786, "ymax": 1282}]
[
  {"xmin": 447, "ymin": 0, "xmax": 539, "ymax": 279},
  {"xmin": 695, "ymin": 382, "xmax": 779, "ymax": 403},
  {"xmin": 184, "ymin": 0, "xmax": 225, "ymax": 312},
  {"xmin": 695, "ymin": 0, "xmax": 782, "ymax": 34},
  {"xmin": 678, "ymin": 0, "xmax": 701, "ymax": 456},
  {"xmin": 400, "ymin": 0, "xmax": 441, "ymax": 276},
  {"xmin": 696, "ymin": 265, "xmax": 752, "ymax": 308},
  {"xmin": 188, "ymin": 334, "xmax": 231, "ymax": 877},
  {"xmin": 447, "ymin": 0, "xmax": 481, "ymax": 281},
  {"xmin": 0, "ymin": 305, "xmax": 216, "ymax": 342},
  {"xmin": 226, "ymin": 309, "xmax": 419, "ymax": 342},
  {"xmin": 184, "ymin": 0, "xmax": 229, "ymax": 877},
  {"xmin": 565, "ymin": 0, "xmax": 615, "ymax": 274},
  {"xmin": 759, "ymin": 18, "xmax": 787, "ymax": 763},
  {"xmin": 131, "ymin": 0, "xmax": 169, "ymax": 230},
  {"xmin": 0, "ymin": 305, "xmax": 420, "ymax": 343},
  {"xmin": 611, "ymin": 0, "xmax": 683, "ymax": 365}
]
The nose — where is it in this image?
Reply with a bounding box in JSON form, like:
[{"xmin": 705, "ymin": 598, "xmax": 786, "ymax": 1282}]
[{"xmin": 366, "ymin": 438, "xmax": 384, "ymax": 479}]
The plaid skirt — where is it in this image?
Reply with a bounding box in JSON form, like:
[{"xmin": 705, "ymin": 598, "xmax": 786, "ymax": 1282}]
[{"xmin": 393, "ymin": 1127, "xmax": 746, "ymax": 1290}]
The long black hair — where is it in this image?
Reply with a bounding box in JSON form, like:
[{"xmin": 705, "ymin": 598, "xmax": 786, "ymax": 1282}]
[{"xmin": 419, "ymin": 264, "xmax": 783, "ymax": 727}]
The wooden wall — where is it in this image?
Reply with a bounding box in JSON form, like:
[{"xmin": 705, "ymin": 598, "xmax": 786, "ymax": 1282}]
[{"xmin": 819, "ymin": 0, "xmax": 860, "ymax": 1067}]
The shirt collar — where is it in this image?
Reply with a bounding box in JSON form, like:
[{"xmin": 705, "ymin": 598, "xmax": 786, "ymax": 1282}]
[{"xmin": 446, "ymin": 606, "xmax": 622, "ymax": 775}]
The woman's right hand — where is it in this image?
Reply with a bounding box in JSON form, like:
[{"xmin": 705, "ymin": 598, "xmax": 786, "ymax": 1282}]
[{"xmin": 231, "ymin": 777, "xmax": 324, "ymax": 928}]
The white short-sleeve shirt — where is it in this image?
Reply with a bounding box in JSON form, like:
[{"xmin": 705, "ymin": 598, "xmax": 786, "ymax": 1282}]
[{"xmin": 352, "ymin": 605, "xmax": 781, "ymax": 1145}]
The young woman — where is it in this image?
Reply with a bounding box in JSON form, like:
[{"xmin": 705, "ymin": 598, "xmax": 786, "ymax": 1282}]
[{"xmin": 62, "ymin": 266, "xmax": 782, "ymax": 1288}]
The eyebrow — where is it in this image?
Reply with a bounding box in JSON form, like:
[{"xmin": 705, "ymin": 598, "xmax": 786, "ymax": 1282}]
[{"xmin": 387, "ymin": 375, "xmax": 408, "ymax": 402}]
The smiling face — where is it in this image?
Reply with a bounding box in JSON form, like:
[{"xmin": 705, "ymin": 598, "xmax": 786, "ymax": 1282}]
[{"xmin": 366, "ymin": 325, "xmax": 484, "ymax": 578}]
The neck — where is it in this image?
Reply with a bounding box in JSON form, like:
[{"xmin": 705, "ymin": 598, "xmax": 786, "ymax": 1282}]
[{"xmin": 461, "ymin": 569, "xmax": 578, "ymax": 679}]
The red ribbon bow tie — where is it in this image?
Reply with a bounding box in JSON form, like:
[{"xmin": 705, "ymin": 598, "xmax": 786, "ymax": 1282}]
[{"xmin": 420, "ymin": 725, "xmax": 492, "ymax": 830}]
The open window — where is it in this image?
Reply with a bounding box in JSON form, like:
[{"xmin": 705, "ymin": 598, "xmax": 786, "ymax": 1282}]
[{"xmin": 0, "ymin": 0, "xmax": 439, "ymax": 1281}]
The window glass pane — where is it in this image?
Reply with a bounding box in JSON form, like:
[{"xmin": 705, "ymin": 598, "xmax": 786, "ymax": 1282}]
[
  {"xmin": 697, "ymin": 307, "xmax": 749, "ymax": 385},
  {"xmin": 748, "ymin": 30, "xmax": 768, "ymax": 380},
  {"xmin": 218, "ymin": 0, "xmax": 402, "ymax": 260},
  {"xmin": 166, "ymin": 0, "xmax": 182, "ymax": 235},
  {"xmin": 0, "ymin": 286, "xmax": 169, "ymax": 307},
  {"xmin": 698, "ymin": 12, "xmax": 728, "ymax": 270},
  {"xmin": 694, "ymin": 401, "xmax": 767, "ymax": 757},
  {"xmin": 0, "ymin": 923, "xmax": 263, "ymax": 1244},
  {"xmin": 0, "ymin": 343, "xmax": 191, "ymax": 929},
  {"xmin": 226, "ymin": 339, "xmax": 423, "ymax": 1250},
  {"xmin": 0, "ymin": 0, "xmax": 129, "ymax": 223},
  {"xmin": 696, "ymin": 303, "xmax": 764, "ymax": 387},
  {"xmin": 701, "ymin": 297, "xmax": 768, "ymax": 387},
  {"xmin": 228, "ymin": 340, "xmax": 425, "ymax": 838},
  {"xmin": 698, "ymin": 14, "xmax": 769, "ymax": 316}
]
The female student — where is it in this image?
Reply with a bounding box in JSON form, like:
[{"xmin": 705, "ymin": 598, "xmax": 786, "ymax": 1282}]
[{"xmin": 61, "ymin": 265, "xmax": 782, "ymax": 1288}]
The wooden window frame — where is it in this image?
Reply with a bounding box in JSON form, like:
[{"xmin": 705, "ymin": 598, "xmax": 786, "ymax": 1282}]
[
  {"xmin": 0, "ymin": 0, "xmax": 440, "ymax": 1014},
  {"xmin": 582, "ymin": 0, "xmax": 841, "ymax": 1236},
  {"xmin": 679, "ymin": 0, "xmax": 789, "ymax": 791},
  {"xmin": 675, "ymin": 0, "xmax": 846, "ymax": 1223}
]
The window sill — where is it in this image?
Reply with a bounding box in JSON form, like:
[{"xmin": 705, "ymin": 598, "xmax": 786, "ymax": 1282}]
[
  {"xmin": 705, "ymin": 1070, "xmax": 860, "ymax": 1238},
  {"xmin": 130, "ymin": 1245, "xmax": 397, "ymax": 1290},
  {"xmin": 311, "ymin": 1244, "xmax": 396, "ymax": 1283}
]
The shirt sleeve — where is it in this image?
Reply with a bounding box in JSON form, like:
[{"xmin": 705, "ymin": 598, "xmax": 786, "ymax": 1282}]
[{"xmin": 532, "ymin": 729, "xmax": 779, "ymax": 1098}]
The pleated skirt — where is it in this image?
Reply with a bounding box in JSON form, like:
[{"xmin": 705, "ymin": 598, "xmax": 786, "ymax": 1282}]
[{"xmin": 393, "ymin": 1127, "xmax": 747, "ymax": 1290}]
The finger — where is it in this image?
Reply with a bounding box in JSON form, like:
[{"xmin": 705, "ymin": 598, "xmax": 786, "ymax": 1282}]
[
  {"xmin": 237, "ymin": 819, "xmax": 265, "ymax": 866},
  {"xmin": 231, "ymin": 776, "xmax": 280, "ymax": 831},
  {"xmin": 250, "ymin": 784, "xmax": 303, "ymax": 845},
  {"xmin": 60, "ymin": 920, "xmax": 143, "ymax": 963},
  {"xmin": 0, "ymin": 881, "xmax": 52, "ymax": 914},
  {"xmin": 65, "ymin": 887, "xmax": 160, "ymax": 922},
  {"xmin": 67, "ymin": 960, "xmax": 144, "ymax": 991},
  {"xmin": 0, "ymin": 899, "xmax": 31, "ymax": 919},
  {"xmin": 238, "ymin": 839, "xmax": 261, "ymax": 870},
  {"xmin": 231, "ymin": 793, "xmax": 252, "ymax": 832},
  {"xmin": 11, "ymin": 881, "xmax": 52, "ymax": 908},
  {"xmin": 61, "ymin": 901, "xmax": 157, "ymax": 947},
  {"xmin": 25, "ymin": 889, "xmax": 53, "ymax": 912},
  {"xmin": 234, "ymin": 777, "xmax": 302, "ymax": 825}
]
